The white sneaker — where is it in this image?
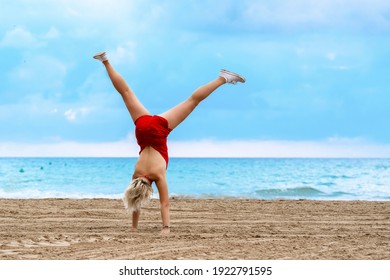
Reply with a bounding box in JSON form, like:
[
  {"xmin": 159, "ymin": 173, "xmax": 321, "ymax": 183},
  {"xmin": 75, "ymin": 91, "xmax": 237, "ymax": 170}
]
[
  {"xmin": 93, "ymin": 51, "xmax": 108, "ymax": 62},
  {"xmin": 219, "ymin": 69, "xmax": 246, "ymax": 84}
]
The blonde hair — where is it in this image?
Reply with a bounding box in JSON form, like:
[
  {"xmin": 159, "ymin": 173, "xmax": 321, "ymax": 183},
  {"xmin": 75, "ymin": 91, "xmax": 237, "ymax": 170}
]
[{"xmin": 123, "ymin": 178, "xmax": 153, "ymax": 212}]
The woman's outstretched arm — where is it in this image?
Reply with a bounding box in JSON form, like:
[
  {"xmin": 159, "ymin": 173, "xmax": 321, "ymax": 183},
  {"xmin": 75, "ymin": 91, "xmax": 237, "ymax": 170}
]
[{"xmin": 155, "ymin": 176, "xmax": 170, "ymax": 233}]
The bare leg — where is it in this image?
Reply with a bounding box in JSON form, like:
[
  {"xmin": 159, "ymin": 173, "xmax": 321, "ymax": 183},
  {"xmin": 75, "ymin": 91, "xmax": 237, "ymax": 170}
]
[
  {"xmin": 160, "ymin": 77, "xmax": 226, "ymax": 129},
  {"xmin": 102, "ymin": 60, "xmax": 150, "ymax": 122}
]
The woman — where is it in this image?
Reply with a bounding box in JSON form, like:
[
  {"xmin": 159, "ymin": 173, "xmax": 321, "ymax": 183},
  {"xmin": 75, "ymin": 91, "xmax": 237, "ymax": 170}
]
[{"xmin": 93, "ymin": 51, "xmax": 245, "ymax": 233}]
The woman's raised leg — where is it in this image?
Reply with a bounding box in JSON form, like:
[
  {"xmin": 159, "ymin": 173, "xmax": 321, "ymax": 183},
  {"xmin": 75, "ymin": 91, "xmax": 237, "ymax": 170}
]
[
  {"xmin": 160, "ymin": 77, "xmax": 226, "ymax": 130},
  {"xmin": 95, "ymin": 52, "xmax": 149, "ymax": 122},
  {"xmin": 160, "ymin": 77, "xmax": 226, "ymax": 129},
  {"xmin": 160, "ymin": 69, "xmax": 245, "ymax": 130}
]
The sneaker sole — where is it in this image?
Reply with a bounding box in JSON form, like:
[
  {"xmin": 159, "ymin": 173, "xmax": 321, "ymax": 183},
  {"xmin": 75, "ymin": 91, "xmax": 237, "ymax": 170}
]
[
  {"xmin": 93, "ymin": 51, "xmax": 106, "ymax": 59},
  {"xmin": 221, "ymin": 69, "xmax": 246, "ymax": 83}
]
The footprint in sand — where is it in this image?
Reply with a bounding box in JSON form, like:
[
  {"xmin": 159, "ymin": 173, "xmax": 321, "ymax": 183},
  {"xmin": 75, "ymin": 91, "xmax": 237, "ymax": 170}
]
[
  {"xmin": 0, "ymin": 249, "xmax": 19, "ymax": 256},
  {"xmin": 36, "ymin": 235, "xmax": 71, "ymax": 247},
  {"xmin": 5, "ymin": 236, "xmax": 71, "ymax": 249}
]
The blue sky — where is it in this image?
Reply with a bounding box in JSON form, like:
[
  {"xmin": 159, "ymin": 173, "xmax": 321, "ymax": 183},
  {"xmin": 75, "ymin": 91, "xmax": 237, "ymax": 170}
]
[{"xmin": 1, "ymin": 0, "xmax": 390, "ymax": 157}]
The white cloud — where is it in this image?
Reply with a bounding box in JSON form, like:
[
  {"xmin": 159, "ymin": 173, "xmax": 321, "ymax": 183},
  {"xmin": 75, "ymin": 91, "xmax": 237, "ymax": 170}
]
[
  {"xmin": 326, "ymin": 52, "xmax": 336, "ymax": 61},
  {"xmin": 109, "ymin": 41, "xmax": 137, "ymax": 65},
  {"xmin": 9, "ymin": 55, "xmax": 68, "ymax": 90},
  {"xmin": 169, "ymin": 139, "xmax": 390, "ymax": 158},
  {"xmin": 1, "ymin": 138, "xmax": 390, "ymax": 158},
  {"xmin": 1, "ymin": 0, "xmax": 135, "ymax": 22},
  {"xmin": 329, "ymin": 65, "xmax": 351, "ymax": 71},
  {"xmin": 241, "ymin": 0, "xmax": 390, "ymax": 31},
  {"xmin": 0, "ymin": 139, "xmax": 138, "ymax": 157},
  {"xmin": 0, "ymin": 26, "xmax": 60, "ymax": 48},
  {"xmin": 57, "ymin": 0, "xmax": 135, "ymax": 20},
  {"xmin": 42, "ymin": 26, "xmax": 60, "ymax": 39},
  {"xmin": 64, "ymin": 107, "xmax": 91, "ymax": 122},
  {"xmin": 0, "ymin": 1, "xmax": 144, "ymax": 43},
  {"xmin": 0, "ymin": 26, "xmax": 40, "ymax": 48},
  {"xmin": 64, "ymin": 109, "xmax": 77, "ymax": 121}
]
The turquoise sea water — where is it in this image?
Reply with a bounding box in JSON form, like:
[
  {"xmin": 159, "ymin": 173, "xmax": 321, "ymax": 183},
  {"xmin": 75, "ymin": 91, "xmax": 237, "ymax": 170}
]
[{"xmin": 0, "ymin": 158, "xmax": 389, "ymax": 200}]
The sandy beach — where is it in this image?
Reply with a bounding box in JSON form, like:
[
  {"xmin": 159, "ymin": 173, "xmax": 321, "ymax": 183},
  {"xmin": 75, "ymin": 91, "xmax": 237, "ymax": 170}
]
[{"xmin": 0, "ymin": 198, "xmax": 389, "ymax": 260}]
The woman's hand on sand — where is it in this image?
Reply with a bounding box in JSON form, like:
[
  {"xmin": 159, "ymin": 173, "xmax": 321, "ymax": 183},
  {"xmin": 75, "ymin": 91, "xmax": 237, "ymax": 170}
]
[{"xmin": 161, "ymin": 226, "xmax": 170, "ymax": 234}]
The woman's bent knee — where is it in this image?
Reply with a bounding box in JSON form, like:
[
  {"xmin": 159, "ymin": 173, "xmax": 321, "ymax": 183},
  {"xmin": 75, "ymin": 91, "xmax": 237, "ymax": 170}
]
[{"xmin": 189, "ymin": 94, "xmax": 202, "ymax": 106}]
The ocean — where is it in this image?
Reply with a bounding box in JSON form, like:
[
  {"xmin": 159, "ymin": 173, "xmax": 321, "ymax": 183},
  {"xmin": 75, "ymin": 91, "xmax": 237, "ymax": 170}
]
[{"xmin": 0, "ymin": 158, "xmax": 389, "ymax": 201}]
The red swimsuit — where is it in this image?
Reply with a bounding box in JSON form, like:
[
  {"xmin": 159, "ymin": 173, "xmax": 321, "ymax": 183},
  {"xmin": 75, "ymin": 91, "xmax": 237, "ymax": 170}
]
[{"xmin": 134, "ymin": 115, "xmax": 172, "ymax": 167}]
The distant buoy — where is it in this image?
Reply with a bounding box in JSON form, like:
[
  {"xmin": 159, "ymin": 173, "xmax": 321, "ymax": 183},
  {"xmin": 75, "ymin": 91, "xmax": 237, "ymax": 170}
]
[{"xmin": 19, "ymin": 168, "xmax": 25, "ymax": 173}]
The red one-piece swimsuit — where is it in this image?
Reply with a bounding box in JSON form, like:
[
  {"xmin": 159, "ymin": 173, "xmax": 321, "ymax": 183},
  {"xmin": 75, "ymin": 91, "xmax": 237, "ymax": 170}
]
[{"xmin": 134, "ymin": 115, "xmax": 172, "ymax": 167}]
